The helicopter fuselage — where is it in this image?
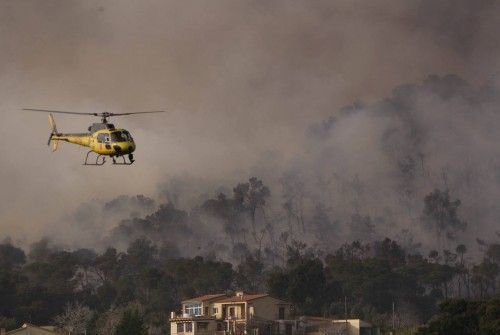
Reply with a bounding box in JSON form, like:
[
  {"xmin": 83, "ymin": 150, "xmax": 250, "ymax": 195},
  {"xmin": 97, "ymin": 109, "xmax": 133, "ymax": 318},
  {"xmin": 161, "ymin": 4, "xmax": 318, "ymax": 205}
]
[
  {"xmin": 52, "ymin": 123, "xmax": 136, "ymax": 157},
  {"xmin": 24, "ymin": 109, "xmax": 164, "ymax": 166}
]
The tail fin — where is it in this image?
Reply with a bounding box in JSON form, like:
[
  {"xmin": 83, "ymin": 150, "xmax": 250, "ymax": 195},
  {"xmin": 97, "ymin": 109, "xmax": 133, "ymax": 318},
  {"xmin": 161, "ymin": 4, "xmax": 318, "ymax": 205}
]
[
  {"xmin": 48, "ymin": 113, "xmax": 59, "ymax": 152},
  {"xmin": 48, "ymin": 113, "xmax": 58, "ymax": 134},
  {"xmin": 51, "ymin": 138, "xmax": 59, "ymax": 152}
]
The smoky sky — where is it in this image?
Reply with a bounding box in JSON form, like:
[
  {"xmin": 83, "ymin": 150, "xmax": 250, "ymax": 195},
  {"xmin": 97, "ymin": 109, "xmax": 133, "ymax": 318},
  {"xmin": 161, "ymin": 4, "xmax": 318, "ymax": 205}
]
[{"xmin": 1, "ymin": 0, "xmax": 499, "ymax": 249}]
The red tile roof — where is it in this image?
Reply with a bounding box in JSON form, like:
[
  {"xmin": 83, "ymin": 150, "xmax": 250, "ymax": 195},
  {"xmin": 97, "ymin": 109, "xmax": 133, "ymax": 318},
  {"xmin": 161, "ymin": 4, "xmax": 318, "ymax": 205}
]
[
  {"xmin": 216, "ymin": 294, "xmax": 270, "ymax": 303},
  {"xmin": 182, "ymin": 294, "xmax": 225, "ymax": 303}
]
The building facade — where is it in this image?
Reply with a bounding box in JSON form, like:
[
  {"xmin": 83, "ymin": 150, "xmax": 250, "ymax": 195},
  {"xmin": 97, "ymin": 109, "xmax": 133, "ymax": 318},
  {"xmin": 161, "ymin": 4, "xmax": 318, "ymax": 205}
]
[
  {"xmin": 170, "ymin": 292, "xmax": 377, "ymax": 335},
  {"xmin": 276, "ymin": 317, "xmax": 377, "ymax": 335},
  {"xmin": 170, "ymin": 292, "xmax": 293, "ymax": 335},
  {"xmin": 1, "ymin": 323, "xmax": 67, "ymax": 335}
]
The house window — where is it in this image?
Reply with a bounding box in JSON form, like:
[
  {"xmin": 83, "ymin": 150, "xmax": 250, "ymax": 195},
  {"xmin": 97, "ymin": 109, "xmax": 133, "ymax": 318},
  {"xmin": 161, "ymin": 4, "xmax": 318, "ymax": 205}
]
[
  {"xmin": 197, "ymin": 322, "xmax": 208, "ymax": 330},
  {"xmin": 279, "ymin": 307, "xmax": 285, "ymax": 320},
  {"xmin": 204, "ymin": 307, "xmax": 209, "ymax": 316},
  {"xmin": 177, "ymin": 323, "xmax": 184, "ymax": 333},
  {"xmin": 213, "ymin": 307, "xmax": 218, "ymax": 315},
  {"xmin": 217, "ymin": 323, "xmax": 223, "ymax": 331},
  {"xmin": 185, "ymin": 303, "xmax": 202, "ymax": 316},
  {"xmin": 186, "ymin": 323, "xmax": 193, "ymax": 333},
  {"xmin": 241, "ymin": 306, "xmax": 245, "ymax": 318},
  {"xmin": 229, "ymin": 307, "xmax": 235, "ymax": 317}
]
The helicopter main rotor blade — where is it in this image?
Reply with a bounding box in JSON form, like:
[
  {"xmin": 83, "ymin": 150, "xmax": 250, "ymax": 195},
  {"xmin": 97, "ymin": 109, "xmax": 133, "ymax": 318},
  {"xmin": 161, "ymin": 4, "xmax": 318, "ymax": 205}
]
[
  {"xmin": 23, "ymin": 108, "xmax": 98, "ymax": 116},
  {"xmin": 109, "ymin": 111, "xmax": 167, "ymax": 116}
]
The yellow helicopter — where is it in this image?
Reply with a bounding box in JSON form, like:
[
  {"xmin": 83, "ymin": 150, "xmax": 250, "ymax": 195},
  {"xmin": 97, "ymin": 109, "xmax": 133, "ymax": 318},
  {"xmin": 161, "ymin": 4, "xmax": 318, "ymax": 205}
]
[{"xmin": 24, "ymin": 108, "xmax": 165, "ymax": 165}]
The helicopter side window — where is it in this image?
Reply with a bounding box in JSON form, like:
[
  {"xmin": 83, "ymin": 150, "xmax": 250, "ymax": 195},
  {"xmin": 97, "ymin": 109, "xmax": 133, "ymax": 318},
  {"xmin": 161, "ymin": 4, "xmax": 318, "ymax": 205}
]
[{"xmin": 97, "ymin": 133, "xmax": 110, "ymax": 143}]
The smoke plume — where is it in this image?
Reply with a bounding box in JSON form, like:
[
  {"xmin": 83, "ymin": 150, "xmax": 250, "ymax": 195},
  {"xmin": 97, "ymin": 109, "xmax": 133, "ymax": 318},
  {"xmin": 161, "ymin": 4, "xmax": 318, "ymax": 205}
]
[{"xmin": 1, "ymin": 1, "xmax": 499, "ymax": 257}]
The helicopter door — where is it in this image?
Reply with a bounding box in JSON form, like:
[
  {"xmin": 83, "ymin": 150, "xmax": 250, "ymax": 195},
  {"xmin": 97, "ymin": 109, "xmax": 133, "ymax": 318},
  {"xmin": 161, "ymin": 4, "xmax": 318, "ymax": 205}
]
[{"xmin": 97, "ymin": 133, "xmax": 111, "ymax": 149}]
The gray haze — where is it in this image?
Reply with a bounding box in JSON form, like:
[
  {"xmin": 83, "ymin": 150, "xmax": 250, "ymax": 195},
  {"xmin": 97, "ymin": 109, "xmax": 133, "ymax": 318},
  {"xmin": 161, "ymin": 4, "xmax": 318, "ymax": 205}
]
[{"xmin": 1, "ymin": 1, "xmax": 500, "ymax": 255}]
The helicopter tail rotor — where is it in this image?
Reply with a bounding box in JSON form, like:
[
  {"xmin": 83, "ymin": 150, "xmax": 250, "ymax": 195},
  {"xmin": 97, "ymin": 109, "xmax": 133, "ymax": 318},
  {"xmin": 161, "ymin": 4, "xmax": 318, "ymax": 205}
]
[
  {"xmin": 48, "ymin": 113, "xmax": 60, "ymax": 151},
  {"xmin": 48, "ymin": 113, "xmax": 58, "ymax": 133}
]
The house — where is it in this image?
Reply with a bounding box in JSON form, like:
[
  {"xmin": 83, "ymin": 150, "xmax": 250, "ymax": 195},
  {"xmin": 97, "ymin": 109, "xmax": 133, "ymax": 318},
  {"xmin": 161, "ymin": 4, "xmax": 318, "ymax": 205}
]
[
  {"xmin": 182, "ymin": 294, "xmax": 226, "ymax": 317},
  {"xmin": 1, "ymin": 323, "xmax": 67, "ymax": 335},
  {"xmin": 332, "ymin": 320, "xmax": 376, "ymax": 335},
  {"xmin": 212, "ymin": 292, "xmax": 292, "ymax": 321},
  {"xmin": 276, "ymin": 317, "xmax": 378, "ymax": 335},
  {"xmin": 170, "ymin": 292, "xmax": 377, "ymax": 335},
  {"xmin": 170, "ymin": 291, "xmax": 293, "ymax": 335},
  {"xmin": 171, "ymin": 294, "xmax": 226, "ymax": 335}
]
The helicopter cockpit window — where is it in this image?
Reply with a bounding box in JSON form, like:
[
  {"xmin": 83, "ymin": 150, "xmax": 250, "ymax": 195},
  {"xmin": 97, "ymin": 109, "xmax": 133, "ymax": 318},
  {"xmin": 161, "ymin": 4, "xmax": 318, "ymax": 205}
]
[
  {"xmin": 111, "ymin": 131, "xmax": 130, "ymax": 142},
  {"xmin": 123, "ymin": 130, "xmax": 133, "ymax": 141}
]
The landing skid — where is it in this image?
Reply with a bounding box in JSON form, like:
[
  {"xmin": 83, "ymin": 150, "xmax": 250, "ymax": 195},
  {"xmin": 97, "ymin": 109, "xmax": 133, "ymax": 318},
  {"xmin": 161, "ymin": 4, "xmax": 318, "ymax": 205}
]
[
  {"xmin": 83, "ymin": 151, "xmax": 106, "ymax": 166},
  {"xmin": 83, "ymin": 151, "xmax": 134, "ymax": 166},
  {"xmin": 112, "ymin": 154, "xmax": 134, "ymax": 165}
]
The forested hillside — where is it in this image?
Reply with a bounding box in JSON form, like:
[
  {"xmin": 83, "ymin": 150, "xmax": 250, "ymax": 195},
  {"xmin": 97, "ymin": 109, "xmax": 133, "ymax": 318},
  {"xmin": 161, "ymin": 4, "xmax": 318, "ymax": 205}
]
[{"xmin": 1, "ymin": 207, "xmax": 499, "ymax": 333}]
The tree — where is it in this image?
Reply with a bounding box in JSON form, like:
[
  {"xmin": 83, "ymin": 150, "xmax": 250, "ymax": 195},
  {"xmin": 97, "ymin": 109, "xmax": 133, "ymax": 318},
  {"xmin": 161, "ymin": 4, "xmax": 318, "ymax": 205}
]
[
  {"xmin": 93, "ymin": 247, "xmax": 120, "ymax": 284},
  {"xmin": 486, "ymin": 243, "xmax": 500, "ymax": 265},
  {"xmin": 28, "ymin": 238, "xmax": 55, "ymax": 262},
  {"xmin": 0, "ymin": 316, "xmax": 17, "ymax": 332},
  {"xmin": 417, "ymin": 299, "xmax": 481, "ymax": 335},
  {"xmin": 471, "ymin": 261, "xmax": 498, "ymax": 299},
  {"xmin": 311, "ymin": 204, "xmax": 338, "ymax": 247},
  {"xmin": 268, "ymin": 255, "xmax": 326, "ymax": 315},
  {"xmin": 480, "ymin": 299, "xmax": 500, "ymax": 334},
  {"xmin": 115, "ymin": 309, "xmax": 147, "ymax": 335},
  {"xmin": 202, "ymin": 193, "xmax": 242, "ymax": 246},
  {"xmin": 94, "ymin": 308, "xmax": 122, "ymax": 335},
  {"xmin": 0, "ymin": 243, "xmax": 26, "ymax": 269},
  {"xmin": 233, "ymin": 177, "xmax": 270, "ymax": 240},
  {"xmin": 280, "ymin": 173, "xmax": 306, "ymax": 234},
  {"xmin": 0, "ymin": 268, "xmax": 18, "ymax": 318},
  {"xmin": 125, "ymin": 238, "xmax": 158, "ymax": 273},
  {"xmin": 54, "ymin": 302, "xmax": 94, "ymax": 335},
  {"xmin": 421, "ymin": 189, "xmax": 466, "ymax": 243},
  {"xmin": 417, "ymin": 299, "xmax": 500, "ymax": 335},
  {"xmin": 165, "ymin": 256, "xmax": 234, "ymax": 298},
  {"xmin": 373, "ymin": 238, "xmax": 405, "ymax": 267},
  {"xmin": 455, "ymin": 244, "xmax": 468, "ymax": 298},
  {"xmin": 236, "ymin": 254, "xmax": 265, "ymax": 292}
]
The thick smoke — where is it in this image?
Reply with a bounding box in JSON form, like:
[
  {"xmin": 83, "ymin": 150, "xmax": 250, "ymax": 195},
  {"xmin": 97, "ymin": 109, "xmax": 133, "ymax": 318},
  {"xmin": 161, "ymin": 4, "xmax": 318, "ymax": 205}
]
[
  {"xmin": 0, "ymin": 1, "xmax": 499, "ymax": 257},
  {"xmin": 295, "ymin": 74, "xmax": 500, "ymax": 253},
  {"xmin": 42, "ymin": 73, "xmax": 500, "ymax": 263}
]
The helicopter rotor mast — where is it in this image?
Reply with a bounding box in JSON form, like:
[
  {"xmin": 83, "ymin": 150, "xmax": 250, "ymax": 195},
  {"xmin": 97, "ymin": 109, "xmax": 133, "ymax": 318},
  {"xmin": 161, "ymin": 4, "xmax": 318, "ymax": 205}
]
[{"xmin": 23, "ymin": 109, "xmax": 166, "ymax": 123}]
